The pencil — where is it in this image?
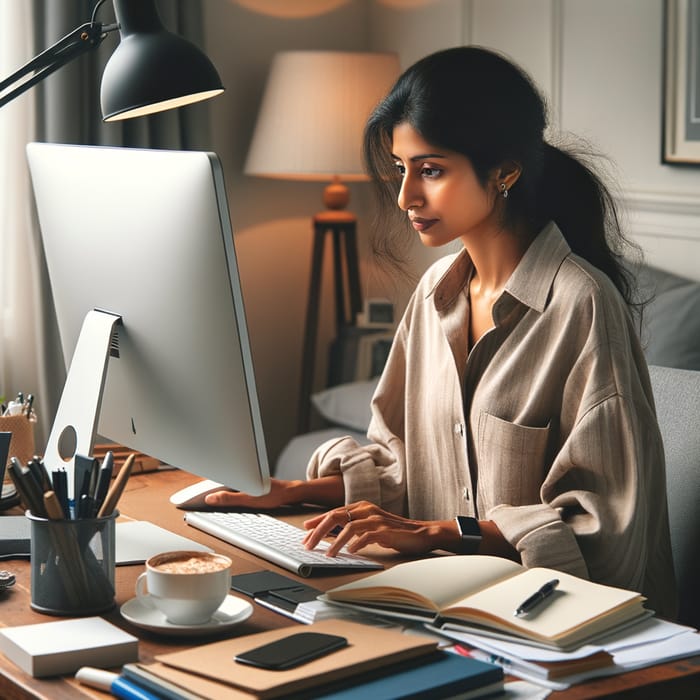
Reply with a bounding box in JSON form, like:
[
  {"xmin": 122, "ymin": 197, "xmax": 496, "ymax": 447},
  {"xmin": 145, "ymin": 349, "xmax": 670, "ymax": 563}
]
[{"xmin": 97, "ymin": 453, "xmax": 135, "ymax": 517}]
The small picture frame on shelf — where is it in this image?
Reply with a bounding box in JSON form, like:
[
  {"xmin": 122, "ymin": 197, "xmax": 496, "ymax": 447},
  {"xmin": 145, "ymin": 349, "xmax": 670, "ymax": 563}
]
[{"xmin": 356, "ymin": 298, "xmax": 394, "ymax": 328}]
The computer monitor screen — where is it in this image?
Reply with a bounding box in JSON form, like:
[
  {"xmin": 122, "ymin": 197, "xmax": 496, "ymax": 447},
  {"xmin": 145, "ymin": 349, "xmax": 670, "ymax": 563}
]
[{"xmin": 26, "ymin": 142, "xmax": 270, "ymax": 502}]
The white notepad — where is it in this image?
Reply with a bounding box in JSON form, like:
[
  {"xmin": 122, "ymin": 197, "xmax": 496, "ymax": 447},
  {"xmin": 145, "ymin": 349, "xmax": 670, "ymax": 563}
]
[
  {"xmin": 0, "ymin": 617, "xmax": 138, "ymax": 677},
  {"xmin": 116, "ymin": 520, "xmax": 212, "ymax": 565}
]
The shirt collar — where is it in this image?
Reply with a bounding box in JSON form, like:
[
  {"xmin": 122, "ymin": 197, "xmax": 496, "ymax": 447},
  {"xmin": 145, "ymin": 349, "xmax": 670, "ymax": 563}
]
[
  {"xmin": 504, "ymin": 221, "xmax": 571, "ymax": 313},
  {"xmin": 430, "ymin": 221, "xmax": 571, "ymax": 314}
]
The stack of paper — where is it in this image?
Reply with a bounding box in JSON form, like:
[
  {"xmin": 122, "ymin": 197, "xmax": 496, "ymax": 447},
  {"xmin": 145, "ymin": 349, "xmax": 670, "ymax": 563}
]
[{"xmin": 433, "ymin": 616, "xmax": 700, "ymax": 690}]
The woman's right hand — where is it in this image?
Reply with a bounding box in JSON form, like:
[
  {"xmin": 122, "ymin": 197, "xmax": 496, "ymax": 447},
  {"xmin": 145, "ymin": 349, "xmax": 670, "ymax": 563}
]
[
  {"xmin": 203, "ymin": 478, "xmax": 298, "ymax": 510},
  {"xmin": 203, "ymin": 474, "xmax": 345, "ymax": 510}
]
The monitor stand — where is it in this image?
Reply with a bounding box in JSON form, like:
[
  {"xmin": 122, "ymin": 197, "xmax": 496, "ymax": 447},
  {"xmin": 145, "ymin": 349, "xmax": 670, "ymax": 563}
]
[
  {"xmin": 169, "ymin": 479, "xmax": 237, "ymax": 510},
  {"xmin": 43, "ymin": 309, "xmax": 122, "ymax": 496}
]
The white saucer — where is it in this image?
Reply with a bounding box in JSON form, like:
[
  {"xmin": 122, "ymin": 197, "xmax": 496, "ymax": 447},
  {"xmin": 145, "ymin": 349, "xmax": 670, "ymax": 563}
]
[{"xmin": 120, "ymin": 594, "xmax": 253, "ymax": 636}]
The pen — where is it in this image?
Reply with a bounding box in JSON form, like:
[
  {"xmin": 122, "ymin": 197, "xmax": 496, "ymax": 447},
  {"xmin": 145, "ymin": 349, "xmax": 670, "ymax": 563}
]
[
  {"xmin": 24, "ymin": 393, "xmax": 34, "ymax": 419},
  {"xmin": 77, "ymin": 493, "xmax": 94, "ymax": 519},
  {"xmin": 51, "ymin": 468, "xmax": 69, "ymax": 518},
  {"xmin": 14, "ymin": 462, "xmax": 47, "ymax": 517},
  {"xmin": 74, "ymin": 454, "xmax": 96, "ymax": 509},
  {"xmin": 514, "ymin": 578, "xmax": 559, "ymax": 617},
  {"xmin": 75, "ymin": 666, "xmax": 161, "ymax": 700},
  {"xmin": 91, "ymin": 451, "xmax": 114, "ymax": 516}
]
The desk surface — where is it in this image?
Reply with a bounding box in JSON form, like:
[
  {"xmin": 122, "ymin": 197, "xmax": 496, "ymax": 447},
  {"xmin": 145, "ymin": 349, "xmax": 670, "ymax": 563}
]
[{"xmin": 1, "ymin": 468, "xmax": 699, "ymax": 700}]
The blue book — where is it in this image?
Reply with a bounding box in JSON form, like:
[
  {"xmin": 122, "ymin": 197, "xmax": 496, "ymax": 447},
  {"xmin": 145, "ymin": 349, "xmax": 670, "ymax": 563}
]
[{"xmin": 312, "ymin": 651, "xmax": 504, "ymax": 700}]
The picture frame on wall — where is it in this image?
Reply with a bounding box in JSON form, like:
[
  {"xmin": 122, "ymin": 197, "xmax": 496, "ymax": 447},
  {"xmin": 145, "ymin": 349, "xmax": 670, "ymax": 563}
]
[{"xmin": 663, "ymin": 0, "xmax": 700, "ymax": 164}]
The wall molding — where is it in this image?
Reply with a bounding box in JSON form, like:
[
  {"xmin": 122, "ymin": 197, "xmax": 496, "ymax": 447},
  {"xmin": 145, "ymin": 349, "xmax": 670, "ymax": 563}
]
[
  {"xmin": 623, "ymin": 188, "xmax": 700, "ymax": 218},
  {"xmin": 623, "ymin": 188, "xmax": 700, "ymax": 240}
]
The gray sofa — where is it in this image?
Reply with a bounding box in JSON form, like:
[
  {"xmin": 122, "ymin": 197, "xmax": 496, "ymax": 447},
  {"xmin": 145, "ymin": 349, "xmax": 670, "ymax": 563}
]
[{"xmin": 636, "ymin": 263, "xmax": 700, "ymax": 371}]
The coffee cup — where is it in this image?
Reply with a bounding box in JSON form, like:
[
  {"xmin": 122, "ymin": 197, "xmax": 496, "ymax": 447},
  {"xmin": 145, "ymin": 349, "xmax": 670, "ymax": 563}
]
[{"xmin": 135, "ymin": 550, "xmax": 232, "ymax": 625}]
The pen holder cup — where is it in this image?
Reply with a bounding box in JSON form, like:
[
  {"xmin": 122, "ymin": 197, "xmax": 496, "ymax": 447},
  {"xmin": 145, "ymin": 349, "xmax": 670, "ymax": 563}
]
[
  {"xmin": 28, "ymin": 510, "xmax": 118, "ymax": 616},
  {"xmin": 0, "ymin": 415, "xmax": 36, "ymax": 469}
]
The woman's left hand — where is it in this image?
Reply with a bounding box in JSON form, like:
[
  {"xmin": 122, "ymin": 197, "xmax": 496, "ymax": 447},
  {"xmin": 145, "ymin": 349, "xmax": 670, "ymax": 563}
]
[{"xmin": 302, "ymin": 501, "xmax": 455, "ymax": 557}]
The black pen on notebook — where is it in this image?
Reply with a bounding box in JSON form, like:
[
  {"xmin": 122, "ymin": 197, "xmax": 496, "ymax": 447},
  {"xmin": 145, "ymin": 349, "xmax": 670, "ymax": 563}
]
[{"xmin": 514, "ymin": 578, "xmax": 559, "ymax": 617}]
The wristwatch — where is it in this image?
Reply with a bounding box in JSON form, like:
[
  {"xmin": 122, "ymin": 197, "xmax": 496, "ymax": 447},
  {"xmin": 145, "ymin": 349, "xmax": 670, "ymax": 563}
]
[{"xmin": 455, "ymin": 516, "xmax": 482, "ymax": 554}]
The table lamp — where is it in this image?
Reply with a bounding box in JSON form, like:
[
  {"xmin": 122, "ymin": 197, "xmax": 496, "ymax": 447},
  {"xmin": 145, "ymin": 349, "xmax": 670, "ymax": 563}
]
[
  {"xmin": 244, "ymin": 50, "xmax": 399, "ymax": 432},
  {"xmin": 0, "ymin": 0, "xmax": 224, "ymax": 120}
]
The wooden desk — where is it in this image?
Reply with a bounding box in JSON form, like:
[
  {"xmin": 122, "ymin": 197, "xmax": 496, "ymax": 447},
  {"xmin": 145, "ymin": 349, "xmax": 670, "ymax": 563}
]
[{"xmin": 1, "ymin": 468, "xmax": 699, "ymax": 699}]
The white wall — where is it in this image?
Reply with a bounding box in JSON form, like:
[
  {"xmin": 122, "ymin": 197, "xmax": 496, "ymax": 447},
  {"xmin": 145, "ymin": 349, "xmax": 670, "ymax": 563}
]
[
  {"xmin": 203, "ymin": 0, "xmax": 377, "ymax": 464},
  {"xmin": 369, "ymin": 0, "xmax": 700, "ymax": 280},
  {"xmin": 204, "ymin": 0, "xmax": 700, "ymax": 464}
]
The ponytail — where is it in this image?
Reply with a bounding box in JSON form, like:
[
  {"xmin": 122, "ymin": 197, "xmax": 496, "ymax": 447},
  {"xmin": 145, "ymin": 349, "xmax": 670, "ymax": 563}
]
[{"xmin": 532, "ymin": 142, "xmax": 638, "ymax": 306}]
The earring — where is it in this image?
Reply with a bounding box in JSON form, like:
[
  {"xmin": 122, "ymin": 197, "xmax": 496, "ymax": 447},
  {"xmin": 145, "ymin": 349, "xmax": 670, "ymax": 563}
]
[{"xmin": 500, "ymin": 182, "xmax": 509, "ymax": 199}]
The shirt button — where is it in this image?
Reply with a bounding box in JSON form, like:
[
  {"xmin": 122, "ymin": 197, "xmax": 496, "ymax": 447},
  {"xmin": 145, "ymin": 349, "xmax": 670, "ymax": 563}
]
[
  {"xmin": 454, "ymin": 422, "xmax": 464, "ymax": 437},
  {"xmin": 462, "ymin": 486, "xmax": 470, "ymax": 502}
]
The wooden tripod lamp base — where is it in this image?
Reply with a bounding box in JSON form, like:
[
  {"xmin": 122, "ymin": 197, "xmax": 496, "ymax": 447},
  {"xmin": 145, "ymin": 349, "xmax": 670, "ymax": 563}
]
[{"xmin": 297, "ymin": 180, "xmax": 362, "ymax": 433}]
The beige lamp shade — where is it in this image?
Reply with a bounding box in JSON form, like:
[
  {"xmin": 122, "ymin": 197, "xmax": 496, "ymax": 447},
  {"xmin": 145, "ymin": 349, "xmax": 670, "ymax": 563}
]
[{"xmin": 244, "ymin": 51, "xmax": 400, "ymax": 183}]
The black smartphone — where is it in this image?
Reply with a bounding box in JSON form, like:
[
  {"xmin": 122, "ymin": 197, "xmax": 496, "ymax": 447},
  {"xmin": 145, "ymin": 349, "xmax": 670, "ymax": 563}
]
[{"xmin": 234, "ymin": 632, "xmax": 348, "ymax": 670}]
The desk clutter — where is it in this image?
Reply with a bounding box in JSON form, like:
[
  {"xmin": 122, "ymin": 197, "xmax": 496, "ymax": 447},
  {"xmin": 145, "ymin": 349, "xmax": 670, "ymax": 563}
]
[
  {"xmin": 0, "ymin": 463, "xmax": 699, "ymax": 697},
  {"xmin": 1, "ymin": 392, "xmax": 38, "ymax": 508}
]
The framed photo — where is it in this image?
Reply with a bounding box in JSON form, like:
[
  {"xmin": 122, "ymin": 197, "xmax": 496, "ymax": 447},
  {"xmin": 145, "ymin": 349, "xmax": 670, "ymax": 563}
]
[
  {"xmin": 356, "ymin": 298, "xmax": 395, "ymax": 328},
  {"xmin": 353, "ymin": 332, "xmax": 394, "ymax": 382},
  {"xmin": 328, "ymin": 327, "xmax": 394, "ymax": 386},
  {"xmin": 663, "ymin": 0, "xmax": 700, "ymax": 163}
]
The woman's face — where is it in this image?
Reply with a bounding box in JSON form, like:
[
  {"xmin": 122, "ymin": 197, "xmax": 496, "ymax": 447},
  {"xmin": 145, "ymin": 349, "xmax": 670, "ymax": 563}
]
[{"xmin": 391, "ymin": 122, "xmax": 501, "ymax": 248}]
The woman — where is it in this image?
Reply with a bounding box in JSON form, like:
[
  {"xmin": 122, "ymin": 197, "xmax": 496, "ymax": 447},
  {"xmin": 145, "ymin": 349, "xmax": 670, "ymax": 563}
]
[{"xmin": 208, "ymin": 47, "xmax": 677, "ymax": 619}]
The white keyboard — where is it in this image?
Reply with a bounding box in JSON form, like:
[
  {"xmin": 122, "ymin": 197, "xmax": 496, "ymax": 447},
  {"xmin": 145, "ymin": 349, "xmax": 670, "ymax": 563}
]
[{"xmin": 184, "ymin": 511, "xmax": 383, "ymax": 577}]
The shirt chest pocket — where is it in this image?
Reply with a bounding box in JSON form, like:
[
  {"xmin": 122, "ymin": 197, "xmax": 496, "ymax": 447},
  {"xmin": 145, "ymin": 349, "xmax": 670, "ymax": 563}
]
[{"xmin": 477, "ymin": 411, "xmax": 550, "ymax": 507}]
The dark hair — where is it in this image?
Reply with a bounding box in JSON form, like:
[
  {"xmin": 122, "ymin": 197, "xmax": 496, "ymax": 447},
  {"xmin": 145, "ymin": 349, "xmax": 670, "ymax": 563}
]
[{"xmin": 363, "ymin": 46, "xmax": 640, "ymax": 305}]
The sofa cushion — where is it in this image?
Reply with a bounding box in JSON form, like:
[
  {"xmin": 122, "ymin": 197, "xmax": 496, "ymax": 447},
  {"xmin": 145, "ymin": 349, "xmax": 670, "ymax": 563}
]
[{"xmin": 637, "ymin": 264, "xmax": 700, "ymax": 371}]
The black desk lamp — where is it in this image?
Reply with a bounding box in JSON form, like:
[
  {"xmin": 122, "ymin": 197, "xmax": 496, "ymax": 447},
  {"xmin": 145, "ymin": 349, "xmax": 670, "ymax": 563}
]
[{"xmin": 0, "ymin": 0, "xmax": 224, "ymax": 120}]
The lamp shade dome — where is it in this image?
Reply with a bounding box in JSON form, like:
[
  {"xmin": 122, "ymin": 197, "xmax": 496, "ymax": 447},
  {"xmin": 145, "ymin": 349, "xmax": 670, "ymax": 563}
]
[{"xmin": 100, "ymin": 0, "xmax": 223, "ymax": 121}]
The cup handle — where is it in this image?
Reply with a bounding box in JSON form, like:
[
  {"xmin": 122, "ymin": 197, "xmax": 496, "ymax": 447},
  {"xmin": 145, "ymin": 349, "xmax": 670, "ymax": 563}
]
[{"xmin": 135, "ymin": 572, "xmax": 155, "ymax": 608}]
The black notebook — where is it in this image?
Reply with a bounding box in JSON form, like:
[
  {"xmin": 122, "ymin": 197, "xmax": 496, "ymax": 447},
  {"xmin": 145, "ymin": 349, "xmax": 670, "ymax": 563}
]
[{"xmin": 0, "ymin": 515, "xmax": 31, "ymax": 558}]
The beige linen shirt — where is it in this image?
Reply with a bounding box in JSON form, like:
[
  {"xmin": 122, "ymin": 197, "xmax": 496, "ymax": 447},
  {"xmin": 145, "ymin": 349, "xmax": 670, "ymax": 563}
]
[{"xmin": 308, "ymin": 222, "xmax": 677, "ymax": 619}]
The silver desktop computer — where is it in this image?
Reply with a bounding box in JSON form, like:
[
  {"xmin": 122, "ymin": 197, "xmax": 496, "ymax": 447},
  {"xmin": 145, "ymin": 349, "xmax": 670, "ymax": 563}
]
[{"xmin": 27, "ymin": 142, "xmax": 270, "ymax": 506}]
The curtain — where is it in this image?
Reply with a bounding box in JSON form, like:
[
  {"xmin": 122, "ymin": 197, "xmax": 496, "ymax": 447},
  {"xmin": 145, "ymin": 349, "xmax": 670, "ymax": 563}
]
[
  {"xmin": 0, "ymin": 2, "xmax": 48, "ymax": 444},
  {"xmin": 0, "ymin": 0, "xmax": 212, "ymax": 448}
]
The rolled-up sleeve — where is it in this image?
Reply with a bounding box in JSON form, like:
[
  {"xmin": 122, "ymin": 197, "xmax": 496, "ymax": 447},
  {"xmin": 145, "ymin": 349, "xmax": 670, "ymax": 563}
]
[{"xmin": 306, "ymin": 337, "xmax": 410, "ymax": 515}]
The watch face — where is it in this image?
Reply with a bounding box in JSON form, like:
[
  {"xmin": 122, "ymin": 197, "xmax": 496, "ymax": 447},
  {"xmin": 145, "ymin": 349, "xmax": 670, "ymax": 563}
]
[{"xmin": 456, "ymin": 516, "xmax": 481, "ymax": 538}]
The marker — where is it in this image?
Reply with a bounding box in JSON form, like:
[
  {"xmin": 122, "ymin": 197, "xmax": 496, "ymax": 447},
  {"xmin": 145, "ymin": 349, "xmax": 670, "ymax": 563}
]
[
  {"xmin": 75, "ymin": 667, "xmax": 161, "ymax": 700},
  {"xmin": 514, "ymin": 578, "xmax": 559, "ymax": 617}
]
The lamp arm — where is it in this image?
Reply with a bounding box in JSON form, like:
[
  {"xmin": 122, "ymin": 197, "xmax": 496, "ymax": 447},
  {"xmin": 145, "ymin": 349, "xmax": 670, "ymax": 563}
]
[{"xmin": 0, "ymin": 21, "xmax": 118, "ymax": 110}]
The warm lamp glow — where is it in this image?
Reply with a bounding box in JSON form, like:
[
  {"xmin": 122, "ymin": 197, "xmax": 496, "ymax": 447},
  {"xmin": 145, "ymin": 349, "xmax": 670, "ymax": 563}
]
[
  {"xmin": 244, "ymin": 51, "xmax": 400, "ymax": 185},
  {"xmin": 244, "ymin": 51, "xmax": 400, "ymax": 434}
]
